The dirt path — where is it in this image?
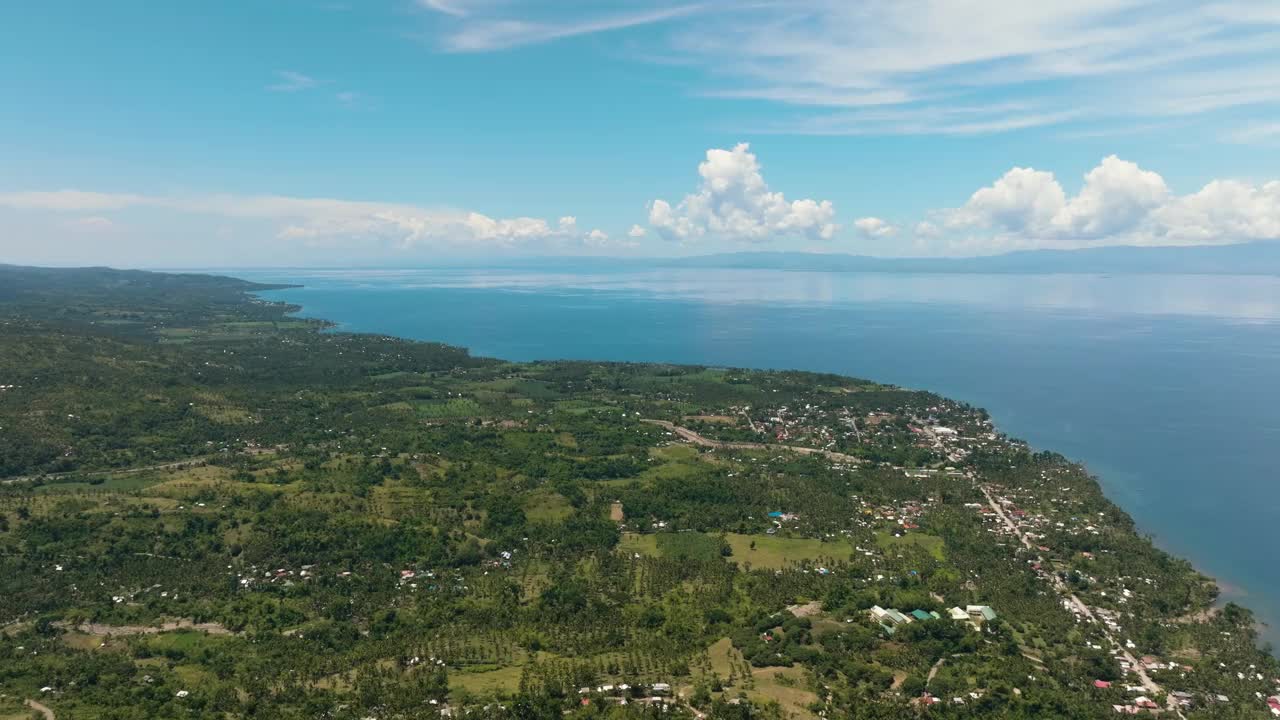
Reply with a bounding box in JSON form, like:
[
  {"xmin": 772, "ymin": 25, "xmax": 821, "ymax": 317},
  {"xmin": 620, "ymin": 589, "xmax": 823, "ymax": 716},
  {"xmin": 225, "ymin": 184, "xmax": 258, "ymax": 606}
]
[
  {"xmin": 1, "ymin": 457, "xmax": 211, "ymax": 485},
  {"xmin": 926, "ymin": 658, "xmax": 946, "ymax": 685},
  {"xmin": 643, "ymin": 420, "xmax": 862, "ymax": 465},
  {"xmin": 25, "ymin": 698, "xmax": 55, "ymax": 720},
  {"xmin": 57, "ymin": 619, "xmax": 235, "ymax": 636}
]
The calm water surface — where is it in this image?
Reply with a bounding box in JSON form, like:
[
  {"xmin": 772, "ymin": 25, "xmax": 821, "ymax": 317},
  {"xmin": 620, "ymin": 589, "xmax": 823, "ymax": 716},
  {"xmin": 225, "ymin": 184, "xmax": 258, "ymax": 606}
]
[{"xmin": 236, "ymin": 268, "xmax": 1280, "ymax": 649}]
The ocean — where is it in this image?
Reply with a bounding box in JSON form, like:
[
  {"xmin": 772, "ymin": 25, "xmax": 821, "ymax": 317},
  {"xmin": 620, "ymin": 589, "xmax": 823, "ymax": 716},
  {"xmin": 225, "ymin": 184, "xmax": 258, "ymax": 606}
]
[{"xmin": 235, "ymin": 266, "xmax": 1280, "ymax": 650}]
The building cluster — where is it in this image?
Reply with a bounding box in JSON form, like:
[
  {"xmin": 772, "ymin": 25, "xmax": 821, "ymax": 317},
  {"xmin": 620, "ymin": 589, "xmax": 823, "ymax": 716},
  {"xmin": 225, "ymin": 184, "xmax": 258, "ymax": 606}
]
[{"xmin": 868, "ymin": 604, "xmax": 996, "ymax": 634}]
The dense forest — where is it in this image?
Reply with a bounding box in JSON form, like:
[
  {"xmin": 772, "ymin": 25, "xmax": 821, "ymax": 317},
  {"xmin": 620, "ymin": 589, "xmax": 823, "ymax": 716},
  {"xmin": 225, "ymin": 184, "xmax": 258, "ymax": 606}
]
[{"xmin": 1, "ymin": 264, "xmax": 1276, "ymax": 719}]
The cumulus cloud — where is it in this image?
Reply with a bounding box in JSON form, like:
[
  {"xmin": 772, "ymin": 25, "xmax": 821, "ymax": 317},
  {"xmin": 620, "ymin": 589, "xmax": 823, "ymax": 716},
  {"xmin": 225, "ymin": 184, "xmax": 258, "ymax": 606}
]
[
  {"xmin": 0, "ymin": 189, "xmax": 590, "ymax": 249},
  {"xmin": 948, "ymin": 167, "xmax": 1066, "ymax": 235},
  {"xmin": 943, "ymin": 155, "xmax": 1280, "ymax": 248},
  {"xmin": 1054, "ymin": 156, "xmax": 1170, "ymax": 237},
  {"xmin": 627, "ymin": 224, "xmax": 647, "ymax": 238},
  {"xmin": 648, "ymin": 143, "xmax": 837, "ymax": 243},
  {"xmin": 1151, "ymin": 180, "xmax": 1280, "ymax": 243},
  {"xmin": 853, "ymin": 217, "xmax": 897, "ymax": 238}
]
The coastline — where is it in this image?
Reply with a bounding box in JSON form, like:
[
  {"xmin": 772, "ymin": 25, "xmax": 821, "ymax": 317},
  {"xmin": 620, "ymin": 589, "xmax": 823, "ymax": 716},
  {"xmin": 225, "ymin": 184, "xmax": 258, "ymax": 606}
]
[
  {"xmin": 249, "ymin": 279, "xmax": 1276, "ymax": 658},
  {"xmin": 249, "ymin": 270, "xmax": 1280, "ymax": 655}
]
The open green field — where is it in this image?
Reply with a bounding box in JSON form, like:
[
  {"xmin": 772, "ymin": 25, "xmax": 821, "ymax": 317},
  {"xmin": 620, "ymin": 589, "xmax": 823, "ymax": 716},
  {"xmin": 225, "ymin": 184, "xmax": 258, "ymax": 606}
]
[
  {"xmin": 523, "ymin": 489, "xmax": 573, "ymax": 522},
  {"xmin": 725, "ymin": 533, "xmax": 847, "ymax": 569},
  {"xmin": 619, "ymin": 532, "xmax": 659, "ymax": 557},
  {"xmin": 875, "ymin": 530, "xmax": 946, "ymax": 561},
  {"xmin": 449, "ymin": 664, "xmax": 524, "ymax": 695},
  {"xmin": 622, "ymin": 532, "xmax": 841, "ymax": 569}
]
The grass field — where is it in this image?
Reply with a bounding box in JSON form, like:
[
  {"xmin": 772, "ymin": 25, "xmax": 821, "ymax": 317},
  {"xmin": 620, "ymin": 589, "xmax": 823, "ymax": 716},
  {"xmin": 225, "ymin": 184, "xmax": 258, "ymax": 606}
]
[
  {"xmin": 656, "ymin": 532, "xmax": 725, "ymax": 562},
  {"xmin": 874, "ymin": 530, "xmax": 946, "ymax": 561},
  {"xmin": 524, "ymin": 490, "xmax": 573, "ymax": 522},
  {"xmin": 748, "ymin": 666, "xmax": 819, "ymax": 719},
  {"xmin": 449, "ymin": 664, "xmax": 524, "ymax": 695},
  {"xmin": 725, "ymin": 533, "xmax": 848, "ymax": 569},
  {"xmin": 620, "ymin": 531, "xmax": 722, "ymax": 561},
  {"xmin": 621, "ymin": 532, "xmax": 842, "ymax": 569},
  {"xmin": 619, "ymin": 533, "xmax": 659, "ymax": 557}
]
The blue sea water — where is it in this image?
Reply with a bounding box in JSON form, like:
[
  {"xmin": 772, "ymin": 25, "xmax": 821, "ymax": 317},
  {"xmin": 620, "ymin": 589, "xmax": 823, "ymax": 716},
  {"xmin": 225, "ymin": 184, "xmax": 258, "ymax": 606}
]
[{"xmin": 235, "ymin": 267, "xmax": 1280, "ymax": 649}]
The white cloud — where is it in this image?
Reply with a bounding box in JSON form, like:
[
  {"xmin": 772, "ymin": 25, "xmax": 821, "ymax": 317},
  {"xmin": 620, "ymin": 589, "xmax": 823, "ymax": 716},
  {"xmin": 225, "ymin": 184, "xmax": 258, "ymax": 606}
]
[
  {"xmin": 1151, "ymin": 180, "xmax": 1280, "ymax": 243},
  {"xmin": 949, "ymin": 167, "xmax": 1066, "ymax": 234},
  {"xmin": 627, "ymin": 224, "xmax": 647, "ymax": 238},
  {"xmin": 942, "ymin": 155, "xmax": 1280, "ymax": 249},
  {"xmin": 64, "ymin": 216, "xmax": 117, "ymax": 232},
  {"xmin": 433, "ymin": 3, "xmax": 703, "ymax": 52},
  {"xmin": 267, "ymin": 70, "xmax": 318, "ymax": 93},
  {"xmin": 415, "ymin": 2, "xmax": 1280, "ymax": 135},
  {"xmin": 1224, "ymin": 122, "xmax": 1280, "ymax": 145},
  {"xmin": 914, "ymin": 221, "xmax": 941, "ymax": 238},
  {"xmin": 0, "ymin": 190, "xmax": 151, "ymax": 212},
  {"xmin": 419, "ymin": 0, "xmax": 470, "ymax": 17},
  {"xmin": 0, "ymin": 189, "xmax": 590, "ymax": 249},
  {"xmin": 648, "ymin": 143, "xmax": 837, "ymax": 243},
  {"xmin": 1053, "ymin": 155, "xmax": 1169, "ymax": 237},
  {"xmin": 853, "ymin": 217, "xmax": 897, "ymax": 238}
]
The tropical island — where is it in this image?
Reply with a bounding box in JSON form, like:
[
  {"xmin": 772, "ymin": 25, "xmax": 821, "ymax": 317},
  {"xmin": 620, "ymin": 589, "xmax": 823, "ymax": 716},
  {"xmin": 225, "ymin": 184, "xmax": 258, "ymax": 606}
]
[{"xmin": 1, "ymin": 264, "xmax": 1277, "ymax": 719}]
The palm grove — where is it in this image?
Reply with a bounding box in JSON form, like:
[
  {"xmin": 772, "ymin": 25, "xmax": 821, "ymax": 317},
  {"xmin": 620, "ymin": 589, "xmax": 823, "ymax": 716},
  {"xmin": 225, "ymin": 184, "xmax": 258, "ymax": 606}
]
[{"xmin": 0, "ymin": 265, "xmax": 1276, "ymax": 719}]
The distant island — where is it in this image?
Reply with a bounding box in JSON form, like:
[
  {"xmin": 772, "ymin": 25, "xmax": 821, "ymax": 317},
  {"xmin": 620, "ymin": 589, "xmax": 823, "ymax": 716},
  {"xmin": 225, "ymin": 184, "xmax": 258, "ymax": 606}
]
[
  {"xmin": 170, "ymin": 239, "xmax": 1280, "ymax": 277},
  {"xmin": 1, "ymin": 264, "xmax": 1277, "ymax": 719},
  {"xmin": 661, "ymin": 240, "xmax": 1280, "ymax": 276}
]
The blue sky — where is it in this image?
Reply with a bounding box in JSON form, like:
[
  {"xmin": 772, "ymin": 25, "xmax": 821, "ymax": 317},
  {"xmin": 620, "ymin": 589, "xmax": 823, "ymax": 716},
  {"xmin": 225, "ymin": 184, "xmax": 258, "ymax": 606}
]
[{"xmin": 1, "ymin": 0, "xmax": 1278, "ymax": 266}]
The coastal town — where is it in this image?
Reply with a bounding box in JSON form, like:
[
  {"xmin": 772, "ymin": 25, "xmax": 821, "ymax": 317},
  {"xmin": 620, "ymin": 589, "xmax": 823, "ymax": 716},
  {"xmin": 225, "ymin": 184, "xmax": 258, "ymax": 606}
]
[{"xmin": 2, "ymin": 268, "xmax": 1277, "ymax": 719}]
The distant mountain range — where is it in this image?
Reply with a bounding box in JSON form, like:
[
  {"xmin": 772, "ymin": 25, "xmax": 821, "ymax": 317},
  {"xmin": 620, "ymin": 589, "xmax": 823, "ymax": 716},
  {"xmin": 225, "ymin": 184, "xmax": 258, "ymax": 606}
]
[{"xmin": 659, "ymin": 240, "xmax": 1280, "ymax": 275}]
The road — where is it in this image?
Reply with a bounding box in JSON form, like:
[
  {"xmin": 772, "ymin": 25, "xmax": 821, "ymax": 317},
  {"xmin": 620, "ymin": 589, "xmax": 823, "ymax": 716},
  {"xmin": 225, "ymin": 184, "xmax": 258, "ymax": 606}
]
[
  {"xmin": 55, "ymin": 619, "xmax": 235, "ymax": 636},
  {"xmin": 978, "ymin": 484, "xmax": 1185, "ymax": 719},
  {"xmin": 0, "ymin": 457, "xmax": 210, "ymax": 485},
  {"xmin": 642, "ymin": 420, "xmax": 862, "ymax": 465},
  {"xmin": 25, "ymin": 699, "xmax": 55, "ymax": 720}
]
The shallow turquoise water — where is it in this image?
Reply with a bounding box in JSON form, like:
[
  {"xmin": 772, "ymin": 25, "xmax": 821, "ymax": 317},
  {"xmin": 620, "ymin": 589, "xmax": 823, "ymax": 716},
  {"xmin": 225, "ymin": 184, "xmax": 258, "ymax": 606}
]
[{"xmin": 238, "ymin": 267, "xmax": 1280, "ymax": 650}]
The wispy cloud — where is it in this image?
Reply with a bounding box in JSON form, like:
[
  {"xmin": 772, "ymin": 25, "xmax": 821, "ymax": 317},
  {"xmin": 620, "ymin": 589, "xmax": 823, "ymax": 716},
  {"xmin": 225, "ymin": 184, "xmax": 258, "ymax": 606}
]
[
  {"xmin": 418, "ymin": 0, "xmax": 471, "ymax": 17},
  {"xmin": 1223, "ymin": 122, "xmax": 1280, "ymax": 145},
  {"xmin": 267, "ymin": 70, "xmax": 319, "ymax": 93},
  {"xmin": 412, "ymin": 0, "xmax": 1280, "ymax": 135},
  {"xmin": 427, "ymin": 2, "xmax": 706, "ymax": 52}
]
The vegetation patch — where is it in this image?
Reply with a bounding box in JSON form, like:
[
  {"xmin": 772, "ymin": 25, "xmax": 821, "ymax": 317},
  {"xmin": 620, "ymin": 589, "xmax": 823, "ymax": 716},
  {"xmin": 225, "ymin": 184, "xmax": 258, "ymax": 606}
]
[{"xmin": 725, "ymin": 533, "xmax": 846, "ymax": 569}]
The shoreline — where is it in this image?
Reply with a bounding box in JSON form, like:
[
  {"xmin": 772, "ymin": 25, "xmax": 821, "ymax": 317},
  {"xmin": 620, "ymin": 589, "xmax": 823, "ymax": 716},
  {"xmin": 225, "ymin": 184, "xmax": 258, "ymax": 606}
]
[{"xmin": 251, "ymin": 278, "xmax": 1278, "ymax": 657}]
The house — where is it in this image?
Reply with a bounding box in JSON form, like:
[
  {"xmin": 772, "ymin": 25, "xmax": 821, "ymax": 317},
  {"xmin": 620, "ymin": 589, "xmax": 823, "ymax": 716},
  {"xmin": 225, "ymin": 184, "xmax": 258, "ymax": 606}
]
[
  {"xmin": 948, "ymin": 607, "xmax": 970, "ymax": 621},
  {"xmin": 967, "ymin": 605, "xmax": 998, "ymax": 624},
  {"xmin": 870, "ymin": 606, "xmax": 909, "ymax": 627},
  {"xmin": 910, "ymin": 609, "xmax": 937, "ymax": 622},
  {"xmin": 651, "ymin": 683, "xmax": 671, "ymax": 695},
  {"xmin": 1094, "ymin": 680, "xmax": 1113, "ymax": 689}
]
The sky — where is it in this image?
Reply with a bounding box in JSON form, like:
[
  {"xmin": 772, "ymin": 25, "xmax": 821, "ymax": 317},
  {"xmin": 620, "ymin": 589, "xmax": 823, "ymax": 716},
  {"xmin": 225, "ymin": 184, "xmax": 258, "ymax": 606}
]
[{"xmin": 1, "ymin": 0, "xmax": 1279, "ymax": 266}]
